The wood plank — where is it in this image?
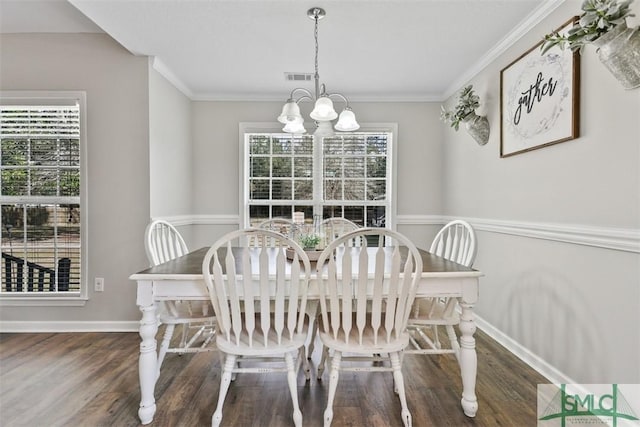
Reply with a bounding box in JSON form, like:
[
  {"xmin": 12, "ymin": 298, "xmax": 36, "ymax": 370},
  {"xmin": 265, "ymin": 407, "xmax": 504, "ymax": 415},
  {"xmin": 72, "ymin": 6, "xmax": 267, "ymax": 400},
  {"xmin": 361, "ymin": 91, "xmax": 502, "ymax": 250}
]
[{"xmin": 0, "ymin": 328, "xmax": 549, "ymax": 426}]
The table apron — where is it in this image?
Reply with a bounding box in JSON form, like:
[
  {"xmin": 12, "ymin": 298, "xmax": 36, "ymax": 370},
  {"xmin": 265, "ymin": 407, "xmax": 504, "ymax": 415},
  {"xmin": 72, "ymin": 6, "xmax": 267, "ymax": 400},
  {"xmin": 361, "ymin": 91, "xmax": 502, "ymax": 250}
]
[{"xmin": 136, "ymin": 276, "xmax": 479, "ymax": 305}]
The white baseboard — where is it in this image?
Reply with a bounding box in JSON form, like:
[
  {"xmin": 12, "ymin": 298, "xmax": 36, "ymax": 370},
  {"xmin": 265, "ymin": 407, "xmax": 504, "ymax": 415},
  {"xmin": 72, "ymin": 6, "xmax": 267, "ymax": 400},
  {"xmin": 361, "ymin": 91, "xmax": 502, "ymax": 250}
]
[
  {"xmin": 474, "ymin": 314, "xmax": 577, "ymax": 386},
  {"xmin": 0, "ymin": 321, "xmax": 140, "ymax": 333}
]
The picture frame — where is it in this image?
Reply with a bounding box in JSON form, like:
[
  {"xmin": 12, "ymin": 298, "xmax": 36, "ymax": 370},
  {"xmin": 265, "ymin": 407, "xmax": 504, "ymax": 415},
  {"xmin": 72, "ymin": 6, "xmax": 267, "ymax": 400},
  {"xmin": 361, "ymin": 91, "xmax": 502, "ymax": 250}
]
[{"xmin": 500, "ymin": 17, "xmax": 580, "ymax": 158}]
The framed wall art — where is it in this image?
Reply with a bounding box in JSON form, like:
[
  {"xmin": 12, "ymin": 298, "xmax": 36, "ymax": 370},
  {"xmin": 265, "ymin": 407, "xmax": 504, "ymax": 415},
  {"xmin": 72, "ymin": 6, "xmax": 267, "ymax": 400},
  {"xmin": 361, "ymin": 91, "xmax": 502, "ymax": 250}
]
[{"xmin": 500, "ymin": 17, "xmax": 580, "ymax": 158}]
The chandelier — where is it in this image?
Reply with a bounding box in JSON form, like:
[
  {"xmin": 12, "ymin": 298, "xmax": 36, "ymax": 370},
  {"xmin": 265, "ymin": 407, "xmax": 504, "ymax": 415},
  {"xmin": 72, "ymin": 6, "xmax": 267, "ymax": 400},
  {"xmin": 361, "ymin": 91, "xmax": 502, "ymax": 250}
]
[{"xmin": 277, "ymin": 7, "xmax": 360, "ymax": 135}]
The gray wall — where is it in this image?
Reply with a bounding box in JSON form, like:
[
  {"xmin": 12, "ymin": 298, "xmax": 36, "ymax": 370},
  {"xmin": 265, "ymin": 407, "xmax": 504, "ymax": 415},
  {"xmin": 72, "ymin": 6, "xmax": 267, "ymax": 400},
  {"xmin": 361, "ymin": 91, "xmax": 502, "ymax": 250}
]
[
  {"xmin": 149, "ymin": 66, "xmax": 192, "ymax": 219},
  {"xmin": 0, "ymin": 33, "xmax": 150, "ymax": 326},
  {"xmin": 441, "ymin": 1, "xmax": 640, "ymax": 383},
  {"xmin": 148, "ymin": 66, "xmax": 194, "ymax": 243}
]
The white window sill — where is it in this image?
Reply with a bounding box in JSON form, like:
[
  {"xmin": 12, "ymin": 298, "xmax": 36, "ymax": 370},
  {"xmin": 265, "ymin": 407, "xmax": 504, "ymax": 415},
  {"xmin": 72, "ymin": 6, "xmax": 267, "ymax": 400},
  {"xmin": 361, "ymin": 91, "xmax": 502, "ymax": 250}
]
[{"xmin": 0, "ymin": 295, "xmax": 88, "ymax": 307}]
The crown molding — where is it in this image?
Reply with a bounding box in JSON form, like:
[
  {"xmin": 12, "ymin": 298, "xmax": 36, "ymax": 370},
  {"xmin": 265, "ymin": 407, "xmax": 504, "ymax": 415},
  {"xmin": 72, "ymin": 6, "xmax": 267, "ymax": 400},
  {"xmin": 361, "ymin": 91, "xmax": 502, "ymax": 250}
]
[
  {"xmin": 189, "ymin": 92, "xmax": 443, "ymax": 103},
  {"xmin": 151, "ymin": 56, "xmax": 195, "ymax": 99},
  {"xmin": 442, "ymin": 0, "xmax": 567, "ymax": 100}
]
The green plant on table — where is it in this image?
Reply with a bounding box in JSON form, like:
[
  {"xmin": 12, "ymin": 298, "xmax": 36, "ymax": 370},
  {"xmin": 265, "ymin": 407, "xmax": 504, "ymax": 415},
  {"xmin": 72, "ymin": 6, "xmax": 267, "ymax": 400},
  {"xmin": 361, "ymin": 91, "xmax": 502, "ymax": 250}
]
[{"xmin": 299, "ymin": 233, "xmax": 320, "ymax": 250}]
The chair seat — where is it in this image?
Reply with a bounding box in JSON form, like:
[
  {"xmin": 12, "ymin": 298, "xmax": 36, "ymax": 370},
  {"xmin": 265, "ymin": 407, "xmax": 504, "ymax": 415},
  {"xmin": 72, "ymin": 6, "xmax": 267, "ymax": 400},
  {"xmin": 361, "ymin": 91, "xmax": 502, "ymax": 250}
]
[
  {"xmin": 318, "ymin": 314, "xmax": 410, "ymax": 354},
  {"xmin": 216, "ymin": 313, "xmax": 310, "ymax": 356},
  {"xmin": 409, "ymin": 298, "xmax": 459, "ymax": 326}
]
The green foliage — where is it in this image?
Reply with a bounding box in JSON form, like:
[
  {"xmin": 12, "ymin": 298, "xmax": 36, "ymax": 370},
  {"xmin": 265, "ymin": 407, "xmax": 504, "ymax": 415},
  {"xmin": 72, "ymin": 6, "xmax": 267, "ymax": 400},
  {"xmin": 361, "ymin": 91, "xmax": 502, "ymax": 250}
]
[
  {"xmin": 541, "ymin": 0, "xmax": 635, "ymax": 54},
  {"xmin": 440, "ymin": 85, "xmax": 480, "ymax": 131},
  {"xmin": 299, "ymin": 233, "xmax": 320, "ymax": 249},
  {"xmin": 1, "ymin": 138, "xmax": 81, "ymax": 197},
  {"xmin": 60, "ymin": 171, "xmax": 80, "ymax": 196}
]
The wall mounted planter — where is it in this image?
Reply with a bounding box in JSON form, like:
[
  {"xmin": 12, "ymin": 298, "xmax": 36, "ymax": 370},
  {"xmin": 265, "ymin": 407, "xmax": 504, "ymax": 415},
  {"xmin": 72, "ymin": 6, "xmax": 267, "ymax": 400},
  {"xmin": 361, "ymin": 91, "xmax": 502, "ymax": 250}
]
[
  {"xmin": 592, "ymin": 22, "xmax": 640, "ymax": 90},
  {"xmin": 462, "ymin": 112, "xmax": 490, "ymax": 146}
]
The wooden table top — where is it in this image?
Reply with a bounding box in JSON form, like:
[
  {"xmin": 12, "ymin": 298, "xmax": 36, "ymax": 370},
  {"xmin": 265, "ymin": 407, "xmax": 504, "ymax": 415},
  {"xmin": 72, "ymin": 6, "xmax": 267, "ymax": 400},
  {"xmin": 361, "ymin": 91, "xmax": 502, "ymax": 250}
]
[{"xmin": 131, "ymin": 246, "xmax": 482, "ymax": 280}]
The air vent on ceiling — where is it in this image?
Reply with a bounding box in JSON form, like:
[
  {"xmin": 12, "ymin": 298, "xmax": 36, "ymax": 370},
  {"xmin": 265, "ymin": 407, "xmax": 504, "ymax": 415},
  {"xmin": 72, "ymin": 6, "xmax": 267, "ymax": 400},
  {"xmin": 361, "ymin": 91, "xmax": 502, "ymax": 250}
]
[{"xmin": 285, "ymin": 72, "xmax": 313, "ymax": 82}]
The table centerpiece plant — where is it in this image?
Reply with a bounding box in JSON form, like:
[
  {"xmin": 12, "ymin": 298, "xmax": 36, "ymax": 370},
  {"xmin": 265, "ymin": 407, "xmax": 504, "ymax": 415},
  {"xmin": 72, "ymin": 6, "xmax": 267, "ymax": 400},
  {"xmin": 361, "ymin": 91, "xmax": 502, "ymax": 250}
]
[
  {"xmin": 440, "ymin": 85, "xmax": 490, "ymax": 146},
  {"xmin": 540, "ymin": 0, "xmax": 640, "ymax": 89},
  {"xmin": 298, "ymin": 233, "xmax": 321, "ymax": 251}
]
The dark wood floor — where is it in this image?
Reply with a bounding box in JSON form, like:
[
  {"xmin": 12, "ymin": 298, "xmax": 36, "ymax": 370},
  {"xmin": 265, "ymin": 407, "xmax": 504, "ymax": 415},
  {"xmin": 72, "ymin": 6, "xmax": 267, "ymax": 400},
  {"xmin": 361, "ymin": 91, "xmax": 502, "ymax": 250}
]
[{"xmin": 0, "ymin": 327, "xmax": 549, "ymax": 426}]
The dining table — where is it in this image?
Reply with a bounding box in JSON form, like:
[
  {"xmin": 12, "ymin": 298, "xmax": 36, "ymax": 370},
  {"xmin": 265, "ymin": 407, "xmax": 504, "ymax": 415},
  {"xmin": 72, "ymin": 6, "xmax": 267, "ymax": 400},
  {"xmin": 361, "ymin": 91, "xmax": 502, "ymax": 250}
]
[{"xmin": 130, "ymin": 245, "xmax": 483, "ymax": 425}]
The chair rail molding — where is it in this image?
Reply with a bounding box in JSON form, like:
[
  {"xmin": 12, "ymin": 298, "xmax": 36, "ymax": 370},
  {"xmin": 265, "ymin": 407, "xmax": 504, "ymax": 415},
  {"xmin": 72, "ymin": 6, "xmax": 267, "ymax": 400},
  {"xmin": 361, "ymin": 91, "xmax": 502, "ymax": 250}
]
[
  {"xmin": 155, "ymin": 214, "xmax": 639, "ymax": 253},
  {"xmin": 153, "ymin": 214, "xmax": 241, "ymax": 227},
  {"xmin": 387, "ymin": 214, "xmax": 638, "ymax": 253},
  {"xmin": 455, "ymin": 216, "xmax": 640, "ymax": 254}
]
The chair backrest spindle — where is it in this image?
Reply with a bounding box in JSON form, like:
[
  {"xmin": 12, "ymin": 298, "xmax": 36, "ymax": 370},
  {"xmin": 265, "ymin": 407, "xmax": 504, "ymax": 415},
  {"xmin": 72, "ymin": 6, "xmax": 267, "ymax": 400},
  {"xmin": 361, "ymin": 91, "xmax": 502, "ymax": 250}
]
[
  {"xmin": 430, "ymin": 220, "xmax": 477, "ymax": 267},
  {"xmin": 146, "ymin": 220, "xmax": 188, "ymax": 266},
  {"xmin": 203, "ymin": 228, "xmax": 311, "ymax": 350},
  {"xmin": 317, "ymin": 228, "xmax": 422, "ymax": 349}
]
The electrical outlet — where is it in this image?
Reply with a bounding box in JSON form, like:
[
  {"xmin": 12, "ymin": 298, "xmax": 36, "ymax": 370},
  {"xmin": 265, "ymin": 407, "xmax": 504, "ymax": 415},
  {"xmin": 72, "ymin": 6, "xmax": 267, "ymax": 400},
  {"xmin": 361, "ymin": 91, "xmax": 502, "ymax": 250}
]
[{"xmin": 94, "ymin": 277, "xmax": 104, "ymax": 292}]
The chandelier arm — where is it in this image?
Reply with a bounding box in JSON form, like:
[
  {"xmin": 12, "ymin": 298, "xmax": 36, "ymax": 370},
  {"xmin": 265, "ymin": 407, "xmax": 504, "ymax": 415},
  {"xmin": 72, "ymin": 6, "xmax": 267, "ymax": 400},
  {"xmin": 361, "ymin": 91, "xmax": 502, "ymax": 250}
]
[
  {"xmin": 295, "ymin": 95, "xmax": 313, "ymax": 104},
  {"xmin": 289, "ymin": 87, "xmax": 313, "ymax": 100},
  {"xmin": 326, "ymin": 92, "xmax": 351, "ymax": 108}
]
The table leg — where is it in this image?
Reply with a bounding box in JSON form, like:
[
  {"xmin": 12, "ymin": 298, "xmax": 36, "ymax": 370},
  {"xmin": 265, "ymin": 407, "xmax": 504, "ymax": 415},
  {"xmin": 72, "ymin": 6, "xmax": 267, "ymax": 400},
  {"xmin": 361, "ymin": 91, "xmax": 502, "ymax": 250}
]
[
  {"xmin": 458, "ymin": 301, "xmax": 478, "ymax": 417},
  {"xmin": 138, "ymin": 302, "xmax": 159, "ymax": 425}
]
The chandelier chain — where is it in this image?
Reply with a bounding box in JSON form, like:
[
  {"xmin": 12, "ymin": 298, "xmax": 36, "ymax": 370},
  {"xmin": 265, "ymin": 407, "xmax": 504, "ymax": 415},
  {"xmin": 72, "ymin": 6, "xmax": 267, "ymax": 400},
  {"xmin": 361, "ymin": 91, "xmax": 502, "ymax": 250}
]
[{"xmin": 314, "ymin": 14, "xmax": 319, "ymax": 81}]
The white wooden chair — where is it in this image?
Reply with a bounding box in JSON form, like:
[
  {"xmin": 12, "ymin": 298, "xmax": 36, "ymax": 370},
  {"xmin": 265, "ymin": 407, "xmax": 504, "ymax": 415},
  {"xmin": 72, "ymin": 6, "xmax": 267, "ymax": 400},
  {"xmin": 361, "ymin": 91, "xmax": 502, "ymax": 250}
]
[
  {"xmin": 202, "ymin": 228, "xmax": 312, "ymax": 427},
  {"xmin": 307, "ymin": 217, "xmax": 362, "ymax": 358},
  {"xmin": 315, "ymin": 228, "xmax": 423, "ymax": 427},
  {"xmin": 254, "ymin": 217, "xmax": 296, "ymax": 246},
  {"xmin": 144, "ymin": 219, "xmax": 216, "ymax": 377},
  {"xmin": 405, "ymin": 220, "xmax": 477, "ymax": 359},
  {"xmin": 321, "ymin": 217, "xmax": 360, "ymax": 243}
]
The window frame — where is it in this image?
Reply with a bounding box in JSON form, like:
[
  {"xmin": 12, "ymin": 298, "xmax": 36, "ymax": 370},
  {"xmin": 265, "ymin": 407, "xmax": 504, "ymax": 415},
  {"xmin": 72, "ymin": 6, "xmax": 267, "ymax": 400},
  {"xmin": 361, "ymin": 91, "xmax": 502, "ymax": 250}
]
[
  {"xmin": 0, "ymin": 91, "xmax": 88, "ymax": 306},
  {"xmin": 239, "ymin": 122, "xmax": 397, "ymax": 230}
]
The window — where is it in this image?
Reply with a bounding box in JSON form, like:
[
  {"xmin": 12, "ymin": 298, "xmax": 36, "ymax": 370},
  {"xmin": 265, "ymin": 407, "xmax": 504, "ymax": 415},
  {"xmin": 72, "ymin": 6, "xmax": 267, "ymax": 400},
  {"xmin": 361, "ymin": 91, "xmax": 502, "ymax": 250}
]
[
  {"xmin": 242, "ymin": 123, "xmax": 395, "ymax": 229},
  {"xmin": 1, "ymin": 92, "xmax": 86, "ymax": 302}
]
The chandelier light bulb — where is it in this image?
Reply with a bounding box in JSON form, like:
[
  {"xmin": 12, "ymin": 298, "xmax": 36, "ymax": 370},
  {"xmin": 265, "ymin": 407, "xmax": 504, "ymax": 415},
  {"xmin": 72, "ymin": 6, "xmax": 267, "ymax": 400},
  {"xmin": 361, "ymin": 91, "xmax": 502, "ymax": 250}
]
[
  {"xmin": 277, "ymin": 100, "xmax": 302, "ymax": 124},
  {"xmin": 283, "ymin": 119, "xmax": 306, "ymax": 134},
  {"xmin": 310, "ymin": 96, "xmax": 338, "ymax": 121},
  {"xmin": 334, "ymin": 107, "xmax": 360, "ymax": 132}
]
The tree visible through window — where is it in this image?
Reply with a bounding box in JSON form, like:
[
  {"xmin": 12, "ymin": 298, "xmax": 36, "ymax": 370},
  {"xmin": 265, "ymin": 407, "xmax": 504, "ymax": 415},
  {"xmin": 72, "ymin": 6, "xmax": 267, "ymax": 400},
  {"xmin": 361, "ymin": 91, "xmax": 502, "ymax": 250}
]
[
  {"xmin": 245, "ymin": 129, "xmax": 391, "ymax": 229},
  {"xmin": 1, "ymin": 103, "xmax": 82, "ymax": 293}
]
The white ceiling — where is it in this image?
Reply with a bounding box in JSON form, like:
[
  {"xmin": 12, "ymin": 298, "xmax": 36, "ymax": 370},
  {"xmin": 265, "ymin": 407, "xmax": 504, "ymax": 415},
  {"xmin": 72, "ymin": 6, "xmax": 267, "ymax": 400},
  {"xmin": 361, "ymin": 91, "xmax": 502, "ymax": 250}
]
[{"xmin": 0, "ymin": 0, "xmax": 565, "ymax": 101}]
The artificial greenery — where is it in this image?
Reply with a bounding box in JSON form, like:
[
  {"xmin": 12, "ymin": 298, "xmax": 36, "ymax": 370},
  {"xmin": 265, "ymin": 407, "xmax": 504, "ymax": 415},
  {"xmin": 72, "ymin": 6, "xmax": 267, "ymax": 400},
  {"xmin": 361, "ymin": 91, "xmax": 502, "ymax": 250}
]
[
  {"xmin": 541, "ymin": 0, "xmax": 635, "ymax": 54},
  {"xmin": 299, "ymin": 233, "xmax": 321, "ymax": 249},
  {"xmin": 440, "ymin": 85, "xmax": 480, "ymax": 131}
]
